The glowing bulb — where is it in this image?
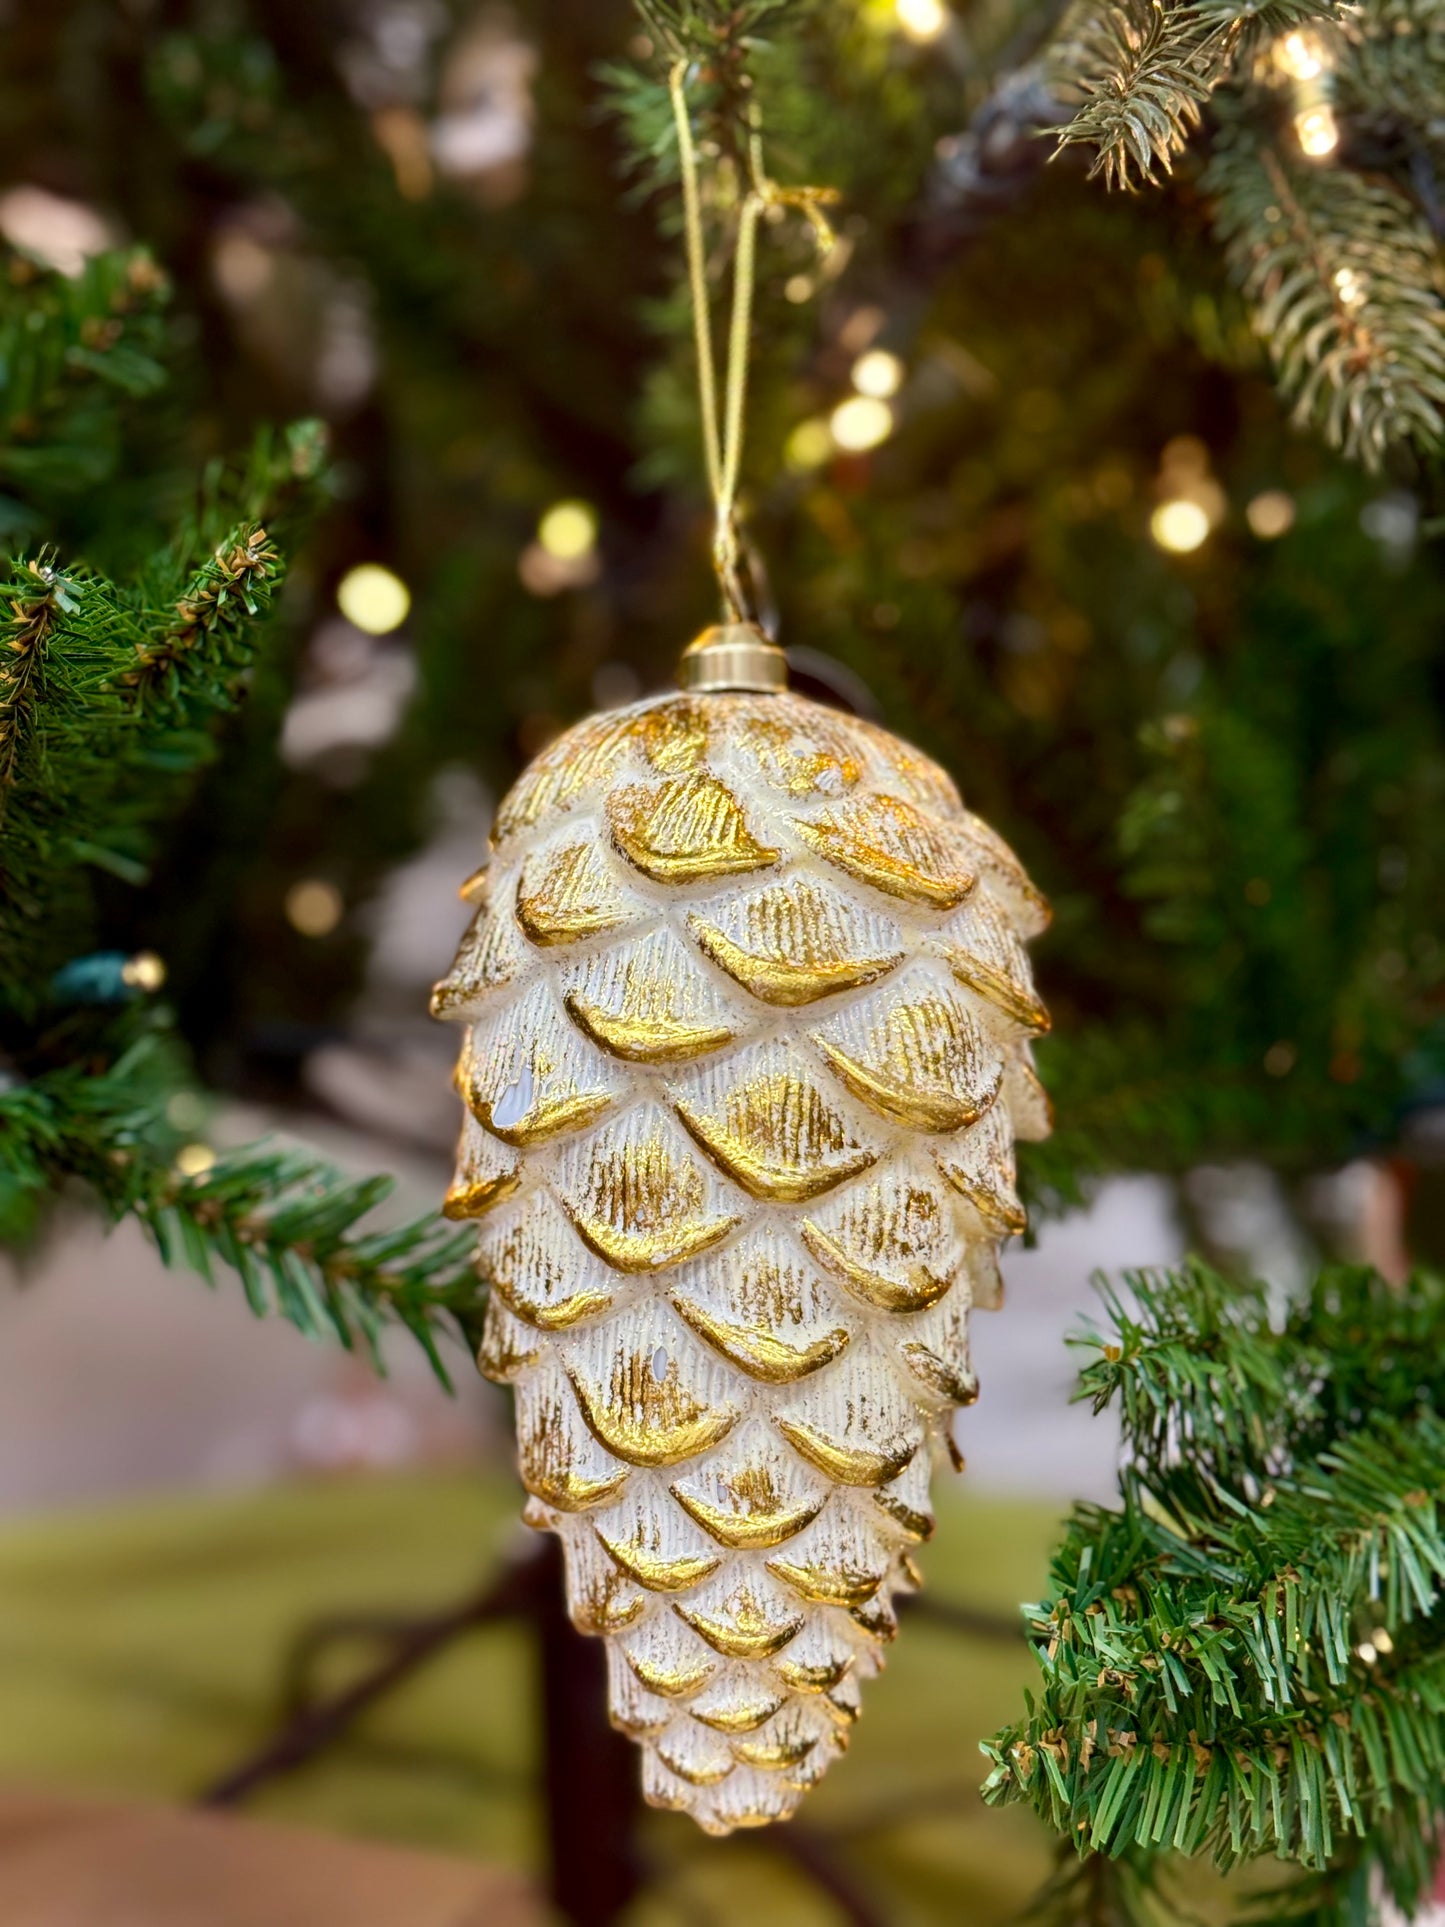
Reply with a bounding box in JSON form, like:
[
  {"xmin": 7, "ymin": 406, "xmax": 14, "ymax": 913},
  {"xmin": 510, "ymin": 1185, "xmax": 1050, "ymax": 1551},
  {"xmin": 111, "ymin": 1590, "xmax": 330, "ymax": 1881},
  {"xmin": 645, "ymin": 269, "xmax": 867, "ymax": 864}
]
[
  {"xmin": 829, "ymin": 395, "xmax": 893, "ymax": 453},
  {"xmin": 784, "ymin": 274, "xmax": 815, "ymax": 305},
  {"xmin": 851, "ymin": 349, "xmax": 904, "ymax": 399},
  {"xmin": 1276, "ymin": 30, "xmax": 1324, "ymax": 78},
  {"xmin": 537, "ymin": 499, "xmax": 598, "ymax": 561},
  {"xmin": 1150, "ymin": 499, "xmax": 1210, "ymax": 553},
  {"xmin": 896, "ymin": 0, "xmax": 948, "ymax": 39},
  {"xmin": 175, "ymin": 1142, "xmax": 216, "ymax": 1177},
  {"xmin": 336, "ymin": 563, "xmax": 411, "ymax": 635},
  {"xmin": 785, "ymin": 418, "xmax": 834, "ymax": 470},
  {"xmin": 285, "ymin": 878, "xmax": 345, "ymax": 937},
  {"xmin": 1295, "ymin": 105, "xmax": 1338, "ymax": 157},
  {"xmin": 120, "ymin": 950, "xmax": 166, "ymax": 992},
  {"xmin": 1246, "ymin": 490, "xmax": 1295, "ymax": 539},
  {"xmin": 1333, "ymin": 266, "xmax": 1365, "ymax": 309}
]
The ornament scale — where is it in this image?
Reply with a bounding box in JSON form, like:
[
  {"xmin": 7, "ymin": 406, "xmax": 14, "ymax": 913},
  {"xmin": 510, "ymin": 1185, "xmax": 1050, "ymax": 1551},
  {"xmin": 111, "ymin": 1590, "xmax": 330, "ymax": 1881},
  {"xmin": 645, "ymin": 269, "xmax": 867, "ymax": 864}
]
[{"xmin": 433, "ymin": 623, "xmax": 1050, "ymax": 1833}]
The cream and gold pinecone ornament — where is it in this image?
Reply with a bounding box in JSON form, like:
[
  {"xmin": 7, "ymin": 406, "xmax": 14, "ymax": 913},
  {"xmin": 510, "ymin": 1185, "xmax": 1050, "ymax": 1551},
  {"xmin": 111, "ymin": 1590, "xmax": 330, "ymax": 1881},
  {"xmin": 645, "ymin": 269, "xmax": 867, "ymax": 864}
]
[{"xmin": 432, "ymin": 623, "xmax": 1050, "ymax": 1834}]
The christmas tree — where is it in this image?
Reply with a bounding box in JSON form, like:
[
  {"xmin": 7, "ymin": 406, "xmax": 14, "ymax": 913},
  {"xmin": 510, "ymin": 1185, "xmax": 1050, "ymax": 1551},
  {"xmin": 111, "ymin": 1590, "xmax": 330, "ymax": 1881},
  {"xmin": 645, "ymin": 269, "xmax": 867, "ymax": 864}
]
[{"xmin": 1, "ymin": 1, "xmax": 1442, "ymax": 1921}]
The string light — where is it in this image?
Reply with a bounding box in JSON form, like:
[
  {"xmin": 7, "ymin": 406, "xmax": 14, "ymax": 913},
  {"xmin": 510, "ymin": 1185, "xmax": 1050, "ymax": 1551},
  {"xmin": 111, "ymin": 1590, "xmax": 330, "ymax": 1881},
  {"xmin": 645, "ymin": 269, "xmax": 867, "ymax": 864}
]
[
  {"xmin": 830, "ymin": 395, "xmax": 893, "ymax": 452},
  {"xmin": 1247, "ymin": 490, "xmax": 1295, "ymax": 539},
  {"xmin": 537, "ymin": 499, "xmax": 598, "ymax": 561},
  {"xmin": 285, "ymin": 878, "xmax": 344, "ymax": 937},
  {"xmin": 337, "ymin": 563, "xmax": 411, "ymax": 635},
  {"xmin": 120, "ymin": 950, "xmax": 166, "ymax": 992},
  {"xmin": 175, "ymin": 1142, "xmax": 217, "ymax": 1177},
  {"xmin": 1333, "ymin": 266, "xmax": 1365, "ymax": 309},
  {"xmin": 1295, "ymin": 104, "xmax": 1339, "ymax": 157},
  {"xmin": 1150, "ymin": 499, "xmax": 1210, "ymax": 553},
  {"xmin": 851, "ymin": 348, "xmax": 904, "ymax": 399},
  {"xmin": 895, "ymin": 0, "xmax": 948, "ymax": 39},
  {"xmin": 785, "ymin": 419, "xmax": 834, "ymax": 470},
  {"xmin": 1275, "ymin": 29, "xmax": 1324, "ymax": 78}
]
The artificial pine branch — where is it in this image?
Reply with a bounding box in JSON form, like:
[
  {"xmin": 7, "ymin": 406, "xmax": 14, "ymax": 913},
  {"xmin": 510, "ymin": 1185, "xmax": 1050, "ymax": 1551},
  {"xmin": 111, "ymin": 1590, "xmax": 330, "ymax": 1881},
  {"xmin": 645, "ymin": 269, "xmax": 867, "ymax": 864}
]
[
  {"xmin": 125, "ymin": 523, "xmax": 282, "ymax": 712},
  {"xmin": 0, "ymin": 246, "xmax": 169, "ymax": 522},
  {"xmin": 985, "ymin": 1263, "xmax": 1445, "ymax": 1920},
  {"xmin": 0, "ymin": 1034, "xmax": 484, "ymax": 1386},
  {"xmin": 1050, "ymin": 0, "xmax": 1222, "ymax": 188},
  {"xmin": 0, "ymin": 553, "xmax": 78, "ymax": 789},
  {"xmin": 1048, "ymin": 0, "xmax": 1344, "ymax": 187},
  {"xmin": 1332, "ymin": 0, "xmax": 1445, "ymax": 168},
  {"xmin": 0, "ymin": 418, "xmax": 324, "ymax": 1008},
  {"xmin": 143, "ymin": 1145, "xmax": 483, "ymax": 1390},
  {"xmin": 1206, "ymin": 123, "xmax": 1445, "ymax": 464}
]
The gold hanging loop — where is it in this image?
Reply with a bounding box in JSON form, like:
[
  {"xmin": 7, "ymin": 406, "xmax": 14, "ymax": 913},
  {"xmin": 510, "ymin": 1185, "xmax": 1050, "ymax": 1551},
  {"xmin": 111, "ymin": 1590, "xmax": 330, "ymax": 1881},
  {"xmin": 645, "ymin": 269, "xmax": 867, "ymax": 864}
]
[
  {"xmin": 667, "ymin": 57, "xmax": 837, "ymax": 634},
  {"xmin": 668, "ymin": 60, "xmax": 765, "ymax": 625}
]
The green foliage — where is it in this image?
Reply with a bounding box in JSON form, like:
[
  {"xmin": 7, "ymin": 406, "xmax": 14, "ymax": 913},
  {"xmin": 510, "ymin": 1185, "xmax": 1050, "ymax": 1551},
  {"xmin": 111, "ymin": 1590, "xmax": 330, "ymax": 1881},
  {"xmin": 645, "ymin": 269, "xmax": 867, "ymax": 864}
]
[
  {"xmin": 0, "ymin": 1030, "xmax": 482, "ymax": 1385},
  {"xmin": 984, "ymin": 1264, "xmax": 1445, "ymax": 1923},
  {"xmin": 1207, "ymin": 122, "xmax": 1445, "ymax": 465},
  {"xmin": 1050, "ymin": 0, "xmax": 1221, "ymax": 189},
  {"xmin": 144, "ymin": 1144, "xmax": 483, "ymax": 1389},
  {"xmin": 0, "ymin": 247, "xmax": 170, "ymax": 537},
  {"xmin": 0, "ymin": 239, "xmax": 475, "ymax": 1388},
  {"xmin": 1044, "ymin": 0, "xmax": 1445, "ymax": 463},
  {"xmin": 1049, "ymin": 0, "xmax": 1342, "ymax": 189},
  {"xmin": 0, "ymin": 409, "xmax": 326, "ymax": 1012}
]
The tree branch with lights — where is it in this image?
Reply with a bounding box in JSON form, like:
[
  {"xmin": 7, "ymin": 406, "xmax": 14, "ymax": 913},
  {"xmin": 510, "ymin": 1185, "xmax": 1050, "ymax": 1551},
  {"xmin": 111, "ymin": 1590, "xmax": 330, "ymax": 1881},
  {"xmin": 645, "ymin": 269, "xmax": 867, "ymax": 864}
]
[
  {"xmin": 924, "ymin": 0, "xmax": 1445, "ymax": 467},
  {"xmin": 0, "ymin": 243, "xmax": 480, "ymax": 1383},
  {"xmin": 0, "ymin": 2, "xmax": 1443, "ymax": 1918}
]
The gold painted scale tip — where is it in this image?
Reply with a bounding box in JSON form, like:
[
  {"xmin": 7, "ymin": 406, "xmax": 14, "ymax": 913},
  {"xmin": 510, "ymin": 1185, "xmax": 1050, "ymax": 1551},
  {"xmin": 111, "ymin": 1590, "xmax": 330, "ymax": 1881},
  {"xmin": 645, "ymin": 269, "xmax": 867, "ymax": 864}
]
[
  {"xmin": 435, "ymin": 617, "xmax": 1053, "ymax": 1834},
  {"xmin": 677, "ymin": 623, "xmax": 789, "ymax": 696}
]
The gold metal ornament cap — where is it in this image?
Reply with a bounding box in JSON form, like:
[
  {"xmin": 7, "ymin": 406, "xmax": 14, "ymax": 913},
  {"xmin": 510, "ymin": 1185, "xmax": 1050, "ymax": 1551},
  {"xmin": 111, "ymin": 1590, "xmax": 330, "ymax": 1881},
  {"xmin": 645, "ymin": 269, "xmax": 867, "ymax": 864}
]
[{"xmin": 676, "ymin": 622, "xmax": 788, "ymax": 695}]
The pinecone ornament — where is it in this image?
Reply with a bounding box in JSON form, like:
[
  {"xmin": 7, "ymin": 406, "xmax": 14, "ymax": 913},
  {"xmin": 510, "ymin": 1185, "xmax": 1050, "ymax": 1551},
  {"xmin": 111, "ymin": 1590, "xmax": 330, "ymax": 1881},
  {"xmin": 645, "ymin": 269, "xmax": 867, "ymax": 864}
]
[{"xmin": 432, "ymin": 625, "xmax": 1050, "ymax": 1833}]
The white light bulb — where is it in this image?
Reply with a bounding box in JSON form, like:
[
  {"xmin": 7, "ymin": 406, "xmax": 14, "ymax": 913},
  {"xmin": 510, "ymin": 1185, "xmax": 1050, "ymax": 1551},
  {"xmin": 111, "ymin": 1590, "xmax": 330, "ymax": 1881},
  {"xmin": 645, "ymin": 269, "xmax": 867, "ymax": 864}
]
[
  {"xmin": 537, "ymin": 500, "xmax": 598, "ymax": 561},
  {"xmin": 895, "ymin": 0, "xmax": 948, "ymax": 40},
  {"xmin": 851, "ymin": 349, "xmax": 904, "ymax": 399},
  {"xmin": 337, "ymin": 563, "xmax": 411, "ymax": 635},
  {"xmin": 829, "ymin": 395, "xmax": 894, "ymax": 453},
  {"xmin": 1276, "ymin": 30, "xmax": 1324, "ymax": 78},
  {"xmin": 1295, "ymin": 105, "xmax": 1339, "ymax": 158},
  {"xmin": 1151, "ymin": 499, "xmax": 1210, "ymax": 553}
]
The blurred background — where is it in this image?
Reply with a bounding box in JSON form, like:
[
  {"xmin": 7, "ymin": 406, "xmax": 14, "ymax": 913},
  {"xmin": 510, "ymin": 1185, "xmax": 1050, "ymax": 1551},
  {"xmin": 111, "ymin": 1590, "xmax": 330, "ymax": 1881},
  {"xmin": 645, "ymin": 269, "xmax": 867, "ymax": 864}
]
[{"xmin": 1, "ymin": 0, "xmax": 1442, "ymax": 1921}]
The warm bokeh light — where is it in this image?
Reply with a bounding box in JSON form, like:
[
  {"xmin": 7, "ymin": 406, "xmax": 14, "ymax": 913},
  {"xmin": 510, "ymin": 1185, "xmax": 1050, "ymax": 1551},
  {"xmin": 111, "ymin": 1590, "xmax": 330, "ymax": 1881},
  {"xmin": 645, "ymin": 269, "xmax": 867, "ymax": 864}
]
[
  {"xmin": 829, "ymin": 395, "xmax": 893, "ymax": 452},
  {"xmin": 336, "ymin": 562, "xmax": 411, "ymax": 635},
  {"xmin": 1295, "ymin": 105, "xmax": 1339, "ymax": 157},
  {"xmin": 851, "ymin": 348, "xmax": 904, "ymax": 399},
  {"xmin": 537, "ymin": 499, "xmax": 598, "ymax": 561},
  {"xmin": 0, "ymin": 185, "xmax": 113, "ymax": 277},
  {"xmin": 285, "ymin": 878, "xmax": 345, "ymax": 937},
  {"xmin": 121, "ymin": 950, "xmax": 167, "ymax": 992},
  {"xmin": 895, "ymin": 0, "xmax": 948, "ymax": 40},
  {"xmin": 1333, "ymin": 265, "xmax": 1365, "ymax": 309},
  {"xmin": 1150, "ymin": 499, "xmax": 1210, "ymax": 553},
  {"xmin": 783, "ymin": 274, "xmax": 814, "ymax": 305},
  {"xmin": 785, "ymin": 418, "xmax": 834, "ymax": 470},
  {"xmin": 175, "ymin": 1142, "xmax": 217, "ymax": 1177},
  {"xmin": 1275, "ymin": 30, "xmax": 1324, "ymax": 79},
  {"xmin": 1247, "ymin": 490, "xmax": 1296, "ymax": 539}
]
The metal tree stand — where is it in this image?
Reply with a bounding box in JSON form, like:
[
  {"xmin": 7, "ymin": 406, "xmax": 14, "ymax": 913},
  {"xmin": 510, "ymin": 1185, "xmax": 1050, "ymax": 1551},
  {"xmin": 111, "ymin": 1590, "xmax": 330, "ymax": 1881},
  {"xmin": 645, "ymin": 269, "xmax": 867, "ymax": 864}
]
[{"xmin": 197, "ymin": 1535, "xmax": 989, "ymax": 1924}]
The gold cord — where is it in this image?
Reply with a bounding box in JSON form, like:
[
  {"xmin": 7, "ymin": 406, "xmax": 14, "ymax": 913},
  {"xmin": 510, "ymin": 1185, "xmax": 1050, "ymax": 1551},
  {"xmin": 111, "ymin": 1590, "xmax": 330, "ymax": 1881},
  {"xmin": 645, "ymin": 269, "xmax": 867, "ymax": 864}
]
[{"xmin": 668, "ymin": 59, "xmax": 762, "ymax": 624}]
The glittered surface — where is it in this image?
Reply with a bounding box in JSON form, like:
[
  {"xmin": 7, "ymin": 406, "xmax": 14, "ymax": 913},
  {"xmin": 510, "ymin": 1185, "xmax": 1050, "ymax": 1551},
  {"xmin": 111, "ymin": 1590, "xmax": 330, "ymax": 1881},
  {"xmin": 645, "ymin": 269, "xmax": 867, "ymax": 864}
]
[{"xmin": 434, "ymin": 688, "xmax": 1050, "ymax": 1831}]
